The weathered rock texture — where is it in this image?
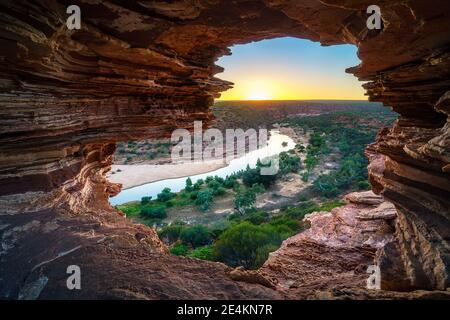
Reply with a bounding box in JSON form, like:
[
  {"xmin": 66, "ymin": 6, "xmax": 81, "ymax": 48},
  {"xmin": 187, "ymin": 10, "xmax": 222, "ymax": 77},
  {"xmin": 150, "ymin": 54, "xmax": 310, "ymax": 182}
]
[
  {"xmin": 0, "ymin": 0, "xmax": 449, "ymax": 298},
  {"xmin": 260, "ymin": 191, "xmax": 393, "ymax": 298},
  {"xmin": 260, "ymin": 192, "xmax": 449, "ymax": 299}
]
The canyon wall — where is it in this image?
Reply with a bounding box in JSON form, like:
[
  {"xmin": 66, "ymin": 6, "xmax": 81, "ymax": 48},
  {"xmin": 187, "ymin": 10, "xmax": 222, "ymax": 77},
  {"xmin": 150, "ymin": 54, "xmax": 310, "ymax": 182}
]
[{"xmin": 0, "ymin": 0, "xmax": 449, "ymax": 298}]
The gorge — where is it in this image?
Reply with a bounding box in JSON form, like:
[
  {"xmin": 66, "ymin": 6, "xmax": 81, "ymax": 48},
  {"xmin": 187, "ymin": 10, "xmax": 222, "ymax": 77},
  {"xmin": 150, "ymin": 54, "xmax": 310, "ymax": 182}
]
[{"xmin": 0, "ymin": 0, "xmax": 449, "ymax": 299}]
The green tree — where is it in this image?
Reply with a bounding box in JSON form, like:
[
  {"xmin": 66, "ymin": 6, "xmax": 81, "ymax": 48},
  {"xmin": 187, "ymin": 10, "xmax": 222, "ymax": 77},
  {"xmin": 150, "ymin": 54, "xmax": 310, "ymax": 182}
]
[
  {"xmin": 207, "ymin": 179, "xmax": 221, "ymax": 191},
  {"xmin": 180, "ymin": 225, "xmax": 212, "ymax": 248},
  {"xmin": 205, "ymin": 176, "xmax": 214, "ymax": 184},
  {"xmin": 141, "ymin": 196, "xmax": 152, "ymax": 205},
  {"xmin": 195, "ymin": 189, "xmax": 213, "ymax": 211},
  {"xmin": 212, "ymin": 186, "xmax": 226, "ymax": 196},
  {"xmin": 157, "ymin": 187, "xmax": 175, "ymax": 202},
  {"xmin": 234, "ymin": 186, "xmax": 256, "ymax": 215},
  {"xmin": 213, "ymin": 222, "xmax": 283, "ymax": 269},
  {"xmin": 242, "ymin": 164, "xmax": 276, "ymax": 188},
  {"xmin": 278, "ymin": 152, "xmax": 302, "ymax": 174},
  {"xmin": 193, "ymin": 179, "xmax": 203, "ymax": 191},
  {"xmin": 223, "ymin": 175, "xmax": 238, "ymax": 189},
  {"xmin": 185, "ymin": 177, "xmax": 193, "ymax": 192},
  {"xmin": 213, "ymin": 176, "xmax": 224, "ymax": 184},
  {"xmin": 140, "ymin": 206, "xmax": 167, "ymax": 219}
]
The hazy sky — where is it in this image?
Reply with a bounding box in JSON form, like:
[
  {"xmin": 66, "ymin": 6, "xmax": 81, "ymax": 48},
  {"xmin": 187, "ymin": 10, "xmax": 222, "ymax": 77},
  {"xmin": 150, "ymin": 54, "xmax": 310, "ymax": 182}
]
[{"xmin": 216, "ymin": 37, "xmax": 366, "ymax": 101}]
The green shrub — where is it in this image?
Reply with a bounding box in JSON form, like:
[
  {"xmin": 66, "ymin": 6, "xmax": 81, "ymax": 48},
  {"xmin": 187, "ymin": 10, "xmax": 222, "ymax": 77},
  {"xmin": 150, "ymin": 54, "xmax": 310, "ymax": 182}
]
[
  {"xmin": 140, "ymin": 206, "xmax": 167, "ymax": 219},
  {"xmin": 234, "ymin": 186, "xmax": 256, "ymax": 215},
  {"xmin": 188, "ymin": 246, "xmax": 214, "ymax": 261},
  {"xmin": 207, "ymin": 179, "xmax": 221, "ymax": 190},
  {"xmin": 223, "ymin": 175, "xmax": 238, "ymax": 189},
  {"xmin": 296, "ymin": 144, "xmax": 305, "ymax": 152},
  {"xmin": 284, "ymin": 201, "xmax": 320, "ymax": 219},
  {"xmin": 205, "ymin": 176, "xmax": 214, "ymax": 184},
  {"xmin": 245, "ymin": 211, "xmax": 269, "ymax": 225},
  {"xmin": 157, "ymin": 187, "xmax": 175, "ymax": 202},
  {"xmin": 242, "ymin": 164, "xmax": 276, "ymax": 188},
  {"xmin": 214, "ymin": 176, "xmax": 224, "ymax": 184},
  {"xmin": 213, "ymin": 222, "xmax": 285, "ymax": 269},
  {"xmin": 227, "ymin": 212, "xmax": 242, "ymax": 222},
  {"xmin": 212, "ymin": 186, "xmax": 226, "ymax": 196},
  {"xmin": 298, "ymin": 195, "xmax": 308, "ymax": 202},
  {"xmin": 185, "ymin": 177, "xmax": 193, "ymax": 192},
  {"xmin": 180, "ymin": 225, "xmax": 212, "ymax": 248},
  {"xmin": 141, "ymin": 196, "xmax": 152, "ymax": 205},
  {"xmin": 301, "ymin": 172, "xmax": 309, "ymax": 182},
  {"xmin": 165, "ymin": 200, "xmax": 174, "ymax": 207},
  {"xmin": 195, "ymin": 189, "xmax": 214, "ymax": 211},
  {"xmin": 190, "ymin": 191, "xmax": 198, "ymax": 200},
  {"xmin": 170, "ymin": 243, "xmax": 188, "ymax": 256},
  {"xmin": 319, "ymin": 200, "xmax": 345, "ymax": 212},
  {"xmin": 193, "ymin": 181, "xmax": 203, "ymax": 191},
  {"xmin": 268, "ymin": 215, "xmax": 300, "ymax": 235},
  {"xmin": 278, "ymin": 152, "xmax": 302, "ymax": 174},
  {"xmin": 158, "ymin": 223, "xmax": 184, "ymax": 243}
]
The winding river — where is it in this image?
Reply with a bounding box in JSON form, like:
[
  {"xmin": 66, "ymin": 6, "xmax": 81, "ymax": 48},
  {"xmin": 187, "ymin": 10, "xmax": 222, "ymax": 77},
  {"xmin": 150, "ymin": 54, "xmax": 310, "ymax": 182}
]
[{"xmin": 109, "ymin": 130, "xmax": 295, "ymax": 206}]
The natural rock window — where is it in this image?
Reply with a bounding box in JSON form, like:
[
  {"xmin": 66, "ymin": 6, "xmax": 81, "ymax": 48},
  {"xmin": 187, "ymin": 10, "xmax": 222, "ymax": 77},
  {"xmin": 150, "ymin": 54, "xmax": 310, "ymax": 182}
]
[{"xmin": 0, "ymin": 0, "xmax": 449, "ymax": 299}]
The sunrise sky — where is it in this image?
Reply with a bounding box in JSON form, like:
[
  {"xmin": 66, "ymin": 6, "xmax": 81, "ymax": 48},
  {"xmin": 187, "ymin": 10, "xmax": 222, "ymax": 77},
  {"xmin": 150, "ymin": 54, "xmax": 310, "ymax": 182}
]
[{"xmin": 216, "ymin": 37, "xmax": 366, "ymax": 101}]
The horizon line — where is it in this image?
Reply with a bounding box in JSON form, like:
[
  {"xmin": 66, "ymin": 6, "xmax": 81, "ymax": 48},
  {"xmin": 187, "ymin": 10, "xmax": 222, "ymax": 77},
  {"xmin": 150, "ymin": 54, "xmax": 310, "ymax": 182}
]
[{"xmin": 214, "ymin": 98, "xmax": 371, "ymax": 102}]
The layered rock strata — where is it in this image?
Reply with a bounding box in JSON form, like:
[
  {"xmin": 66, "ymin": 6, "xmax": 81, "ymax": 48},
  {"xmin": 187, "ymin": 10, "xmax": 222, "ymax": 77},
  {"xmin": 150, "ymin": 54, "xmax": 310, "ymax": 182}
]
[
  {"xmin": 0, "ymin": 0, "xmax": 449, "ymax": 298},
  {"xmin": 260, "ymin": 191, "xmax": 397, "ymax": 298},
  {"xmin": 260, "ymin": 191, "xmax": 449, "ymax": 299}
]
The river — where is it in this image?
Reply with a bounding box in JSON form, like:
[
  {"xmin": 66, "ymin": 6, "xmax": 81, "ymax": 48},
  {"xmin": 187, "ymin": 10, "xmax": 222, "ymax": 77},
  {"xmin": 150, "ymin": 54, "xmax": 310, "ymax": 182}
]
[{"xmin": 109, "ymin": 130, "xmax": 295, "ymax": 205}]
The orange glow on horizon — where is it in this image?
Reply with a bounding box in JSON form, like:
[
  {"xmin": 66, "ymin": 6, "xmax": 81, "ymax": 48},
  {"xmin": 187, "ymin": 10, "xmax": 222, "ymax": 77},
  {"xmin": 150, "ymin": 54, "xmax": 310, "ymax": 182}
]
[
  {"xmin": 215, "ymin": 38, "xmax": 367, "ymax": 101},
  {"xmin": 217, "ymin": 76, "xmax": 366, "ymax": 101}
]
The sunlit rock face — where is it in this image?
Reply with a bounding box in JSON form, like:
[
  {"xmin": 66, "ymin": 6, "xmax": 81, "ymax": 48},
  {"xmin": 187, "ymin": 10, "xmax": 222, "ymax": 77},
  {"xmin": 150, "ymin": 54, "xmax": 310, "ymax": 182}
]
[
  {"xmin": 260, "ymin": 191, "xmax": 397, "ymax": 299},
  {"xmin": 0, "ymin": 0, "xmax": 449, "ymax": 298}
]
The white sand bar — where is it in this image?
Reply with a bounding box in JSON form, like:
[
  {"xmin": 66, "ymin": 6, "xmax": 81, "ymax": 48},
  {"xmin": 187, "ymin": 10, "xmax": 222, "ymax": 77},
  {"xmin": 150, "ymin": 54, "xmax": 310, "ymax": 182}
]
[{"xmin": 108, "ymin": 161, "xmax": 226, "ymax": 190}]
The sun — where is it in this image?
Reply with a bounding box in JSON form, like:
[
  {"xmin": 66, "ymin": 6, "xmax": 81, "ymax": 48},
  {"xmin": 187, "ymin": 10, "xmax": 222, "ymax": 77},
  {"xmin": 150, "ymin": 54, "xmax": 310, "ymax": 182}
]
[{"xmin": 246, "ymin": 87, "xmax": 272, "ymax": 100}]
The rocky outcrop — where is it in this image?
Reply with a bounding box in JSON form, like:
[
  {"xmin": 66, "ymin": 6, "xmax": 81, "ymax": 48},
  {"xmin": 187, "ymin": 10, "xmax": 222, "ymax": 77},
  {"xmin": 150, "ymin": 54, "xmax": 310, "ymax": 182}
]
[
  {"xmin": 259, "ymin": 191, "xmax": 397, "ymax": 298},
  {"xmin": 1, "ymin": 0, "xmax": 449, "ymax": 298},
  {"xmin": 367, "ymin": 95, "xmax": 450, "ymax": 290}
]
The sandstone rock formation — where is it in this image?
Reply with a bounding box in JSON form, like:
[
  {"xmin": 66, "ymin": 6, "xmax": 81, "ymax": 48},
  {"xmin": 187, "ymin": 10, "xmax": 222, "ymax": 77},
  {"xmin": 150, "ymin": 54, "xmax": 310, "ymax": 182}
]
[
  {"xmin": 260, "ymin": 191, "xmax": 397, "ymax": 298},
  {"xmin": 260, "ymin": 192, "xmax": 449, "ymax": 299},
  {"xmin": 0, "ymin": 0, "xmax": 449, "ymax": 298}
]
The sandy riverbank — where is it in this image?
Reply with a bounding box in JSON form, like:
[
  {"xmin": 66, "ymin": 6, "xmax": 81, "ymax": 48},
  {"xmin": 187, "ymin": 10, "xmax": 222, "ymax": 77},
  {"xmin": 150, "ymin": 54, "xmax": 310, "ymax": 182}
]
[
  {"xmin": 108, "ymin": 127, "xmax": 302, "ymax": 190},
  {"xmin": 107, "ymin": 160, "xmax": 227, "ymax": 190}
]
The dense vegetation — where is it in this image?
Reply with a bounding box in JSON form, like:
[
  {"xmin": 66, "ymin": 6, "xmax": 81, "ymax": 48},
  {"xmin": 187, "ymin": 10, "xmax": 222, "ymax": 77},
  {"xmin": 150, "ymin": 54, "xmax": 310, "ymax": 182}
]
[
  {"xmin": 157, "ymin": 198, "xmax": 344, "ymax": 269},
  {"xmin": 289, "ymin": 108, "xmax": 396, "ymax": 198},
  {"xmin": 117, "ymin": 151, "xmax": 303, "ymax": 221}
]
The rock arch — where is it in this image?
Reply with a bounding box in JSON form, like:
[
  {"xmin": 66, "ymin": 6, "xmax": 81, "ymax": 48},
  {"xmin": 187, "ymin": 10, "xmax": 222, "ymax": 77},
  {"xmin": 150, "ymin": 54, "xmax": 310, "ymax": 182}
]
[{"xmin": 0, "ymin": 0, "xmax": 449, "ymax": 298}]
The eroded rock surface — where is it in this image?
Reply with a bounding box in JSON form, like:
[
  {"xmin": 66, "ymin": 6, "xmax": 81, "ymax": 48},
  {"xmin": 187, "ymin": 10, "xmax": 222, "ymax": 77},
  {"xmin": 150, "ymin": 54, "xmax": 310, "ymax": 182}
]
[
  {"xmin": 1, "ymin": 0, "xmax": 449, "ymax": 298},
  {"xmin": 260, "ymin": 192, "xmax": 397, "ymax": 298}
]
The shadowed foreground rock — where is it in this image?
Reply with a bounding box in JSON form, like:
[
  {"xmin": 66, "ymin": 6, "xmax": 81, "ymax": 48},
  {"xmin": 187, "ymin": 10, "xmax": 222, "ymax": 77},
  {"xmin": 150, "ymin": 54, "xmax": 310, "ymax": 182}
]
[
  {"xmin": 0, "ymin": 0, "xmax": 449, "ymax": 298},
  {"xmin": 6, "ymin": 192, "xmax": 448, "ymax": 299},
  {"xmin": 260, "ymin": 191, "xmax": 449, "ymax": 299}
]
